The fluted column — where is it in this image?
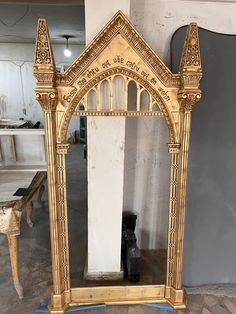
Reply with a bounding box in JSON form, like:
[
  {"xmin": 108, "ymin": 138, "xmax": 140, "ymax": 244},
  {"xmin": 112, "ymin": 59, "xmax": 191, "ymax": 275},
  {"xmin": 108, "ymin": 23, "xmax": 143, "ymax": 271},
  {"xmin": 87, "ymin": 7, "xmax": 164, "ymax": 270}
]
[
  {"xmin": 166, "ymin": 143, "xmax": 180, "ymax": 288},
  {"xmin": 175, "ymin": 107, "xmax": 192, "ymax": 289},
  {"xmin": 166, "ymin": 108, "xmax": 192, "ymax": 305},
  {"xmin": 56, "ymin": 144, "xmax": 70, "ymax": 296},
  {"xmin": 43, "ymin": 111, "xmax": 71, "ymax": 311},
  {"xmin": 44, "ymin": 110, "xmax": 62, "ymax": 296},
  {"xmin": 38, "ymin": 94, "xmax": 71, "ymax": 310}
]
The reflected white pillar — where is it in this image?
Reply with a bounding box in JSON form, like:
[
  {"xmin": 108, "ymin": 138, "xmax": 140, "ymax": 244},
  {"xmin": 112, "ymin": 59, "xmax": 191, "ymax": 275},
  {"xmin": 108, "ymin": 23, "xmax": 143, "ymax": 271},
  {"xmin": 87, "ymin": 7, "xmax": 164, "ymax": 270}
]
[
  {"xmin": 85, "ymin": 0, "xmax": 130, "ymax": 278},
  {"xmin": 87, "ymin": 117, "xmax": 126, "ymax": 276}
]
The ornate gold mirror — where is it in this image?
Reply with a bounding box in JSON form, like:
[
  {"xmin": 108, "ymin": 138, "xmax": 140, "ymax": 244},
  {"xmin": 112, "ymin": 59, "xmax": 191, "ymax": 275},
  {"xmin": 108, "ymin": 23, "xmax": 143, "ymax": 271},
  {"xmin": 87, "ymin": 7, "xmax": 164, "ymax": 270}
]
[{"xmin": 34, "ymin": 11, "xmax": 202, "ymax": 313}]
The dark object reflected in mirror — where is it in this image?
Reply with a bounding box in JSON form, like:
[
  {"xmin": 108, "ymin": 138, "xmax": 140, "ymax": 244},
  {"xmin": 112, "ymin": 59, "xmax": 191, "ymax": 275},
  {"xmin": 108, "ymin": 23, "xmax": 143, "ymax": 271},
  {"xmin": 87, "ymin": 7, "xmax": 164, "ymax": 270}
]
[{"xmin": 122, "ymin": 211, "xmax": 140, "ymax": 282}]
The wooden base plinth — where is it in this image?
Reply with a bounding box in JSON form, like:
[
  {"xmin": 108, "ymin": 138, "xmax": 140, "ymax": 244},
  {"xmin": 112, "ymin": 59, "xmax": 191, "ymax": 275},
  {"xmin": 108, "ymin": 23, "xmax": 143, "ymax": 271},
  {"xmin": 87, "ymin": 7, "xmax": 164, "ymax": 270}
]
[{"xmin": 48, "ymin": 285, "xmax": 186, "ymax": 313}]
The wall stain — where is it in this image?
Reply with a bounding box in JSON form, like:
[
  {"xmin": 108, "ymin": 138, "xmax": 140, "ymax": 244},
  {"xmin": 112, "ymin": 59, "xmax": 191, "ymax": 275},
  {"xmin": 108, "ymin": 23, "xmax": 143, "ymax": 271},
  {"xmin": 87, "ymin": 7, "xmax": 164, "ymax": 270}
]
[{"xmin": 0, "ymin": 94, "xmax": 7, "ymax": 119}]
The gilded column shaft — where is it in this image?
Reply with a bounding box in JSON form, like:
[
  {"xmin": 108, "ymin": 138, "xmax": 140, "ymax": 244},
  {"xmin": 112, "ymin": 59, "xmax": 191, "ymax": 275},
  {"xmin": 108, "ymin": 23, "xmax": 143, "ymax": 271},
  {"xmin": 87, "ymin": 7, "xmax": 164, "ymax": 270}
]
[
  {"xmin": 166, "ymin": 144, "xmax": 180, "ymax": 287},
  {"xmin": 56, "ymin": 144, "xmax": 70, "ymax": 295},
  {"xmin": 44, "ymin": 111, "xmax": 62, "ymax": 294},
  {"xmin": 175, "ymin": 111, "xmax": 191, "ymax": 289}
]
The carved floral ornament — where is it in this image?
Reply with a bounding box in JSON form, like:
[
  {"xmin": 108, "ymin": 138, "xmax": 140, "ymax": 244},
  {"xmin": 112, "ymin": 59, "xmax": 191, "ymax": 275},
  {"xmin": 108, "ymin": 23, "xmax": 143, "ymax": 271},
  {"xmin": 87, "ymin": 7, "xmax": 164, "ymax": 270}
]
[
  {"xmin": 35, "ymin": 91, "xmax": 58, "ymax": 111},
  {"xmin": 33, "ymin": 11, "xmax": 202, "ymax": 312},
  {"xmin": 178, "ymin": 91, "xmax": 202, "ymax": 112}
]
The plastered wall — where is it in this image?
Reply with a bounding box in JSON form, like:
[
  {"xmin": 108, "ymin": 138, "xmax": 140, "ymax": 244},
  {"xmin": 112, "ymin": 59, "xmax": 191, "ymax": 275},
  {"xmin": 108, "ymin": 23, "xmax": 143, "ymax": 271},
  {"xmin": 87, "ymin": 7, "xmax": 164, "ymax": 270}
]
[
  {"xmin": 0, "ymin": 42, "xmax": 84, "ymax": 134},
  {"xmin": 130, "ymin": 0, "xmax": 236, "ymax": 64},
  {"xmin": 130, "ymin": 0, "xmax": 236, "ymax": 284}
]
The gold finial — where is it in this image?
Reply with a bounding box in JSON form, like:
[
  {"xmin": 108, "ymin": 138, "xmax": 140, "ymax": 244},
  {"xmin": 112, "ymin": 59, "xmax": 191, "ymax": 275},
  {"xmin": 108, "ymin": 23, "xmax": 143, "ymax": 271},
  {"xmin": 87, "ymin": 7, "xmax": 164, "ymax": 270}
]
[
  {"xmin": 34, "ymin": 18, "xmax": 55, "ymax": 67},
  {"xmin": 179, "ymin": 23, "xmax": 201, "ymax": 72},
  {"xmin": 34, "ymin": 19, "xmax": 57, "ymax": 110},
  {"xmin": 178, "ymin": 23, "xmax": 202, "ymax": 110}
]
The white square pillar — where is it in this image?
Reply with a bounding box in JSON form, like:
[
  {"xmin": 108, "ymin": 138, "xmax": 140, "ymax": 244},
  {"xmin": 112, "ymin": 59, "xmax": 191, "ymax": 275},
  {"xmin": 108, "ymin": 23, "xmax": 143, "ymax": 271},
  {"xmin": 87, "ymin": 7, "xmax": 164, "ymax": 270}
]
[
  {"xmin": 87, "ymin": 117, "xmax": 126, "ymax": 274},
  {"xmin": 85, "ymin": 0, "xmax": 130, "ymax": 277}
]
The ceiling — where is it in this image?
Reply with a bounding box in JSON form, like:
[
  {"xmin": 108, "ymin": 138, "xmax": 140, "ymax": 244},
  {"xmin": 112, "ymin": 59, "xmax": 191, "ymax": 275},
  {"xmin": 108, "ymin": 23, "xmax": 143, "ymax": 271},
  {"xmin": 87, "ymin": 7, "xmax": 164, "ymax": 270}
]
[{"xmin": 0, "ymin": 2, "xmax": 85, "ymax": 44}]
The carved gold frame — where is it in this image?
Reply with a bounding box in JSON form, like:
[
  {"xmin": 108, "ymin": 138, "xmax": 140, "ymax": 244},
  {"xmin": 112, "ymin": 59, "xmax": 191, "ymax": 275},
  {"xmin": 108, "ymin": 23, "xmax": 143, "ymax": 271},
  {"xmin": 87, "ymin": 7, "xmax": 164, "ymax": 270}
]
[{"xmin": 33, "ymin": 11, "xmax": 202, "ymax": 313}]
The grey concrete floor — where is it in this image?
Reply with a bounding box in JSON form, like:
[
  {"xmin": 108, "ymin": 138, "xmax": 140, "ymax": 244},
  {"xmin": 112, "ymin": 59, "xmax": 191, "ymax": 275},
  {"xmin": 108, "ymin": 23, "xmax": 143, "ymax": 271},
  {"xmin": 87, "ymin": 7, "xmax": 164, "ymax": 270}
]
[{"xmin": 1, "ymin": 144, "xmax": 236, "ymax": 314}]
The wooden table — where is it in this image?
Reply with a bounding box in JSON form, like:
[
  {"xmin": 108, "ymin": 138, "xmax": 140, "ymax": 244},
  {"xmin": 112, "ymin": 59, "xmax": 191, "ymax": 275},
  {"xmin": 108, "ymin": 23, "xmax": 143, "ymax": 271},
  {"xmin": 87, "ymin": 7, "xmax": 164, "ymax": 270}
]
[{"xmin": 0, "ymin": 171, "xmax": 46, "ymax": 298}]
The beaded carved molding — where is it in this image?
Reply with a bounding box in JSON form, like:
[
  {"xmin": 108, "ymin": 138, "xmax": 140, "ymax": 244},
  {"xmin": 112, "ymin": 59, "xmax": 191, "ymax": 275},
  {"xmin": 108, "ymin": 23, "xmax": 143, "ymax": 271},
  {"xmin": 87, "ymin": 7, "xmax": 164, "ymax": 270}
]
[{"xmin": 34, "ymin": 11, "xmax": 202, "ymax": 313}]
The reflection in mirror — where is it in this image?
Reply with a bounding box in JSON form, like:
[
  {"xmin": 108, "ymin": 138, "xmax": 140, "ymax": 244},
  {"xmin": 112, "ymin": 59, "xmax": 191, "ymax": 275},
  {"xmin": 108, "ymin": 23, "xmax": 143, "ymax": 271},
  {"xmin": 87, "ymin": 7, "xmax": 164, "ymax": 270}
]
[
  {"xmin": 112, "ymin": 75, "xmax": 125, "ymax": 111},
  {"xmin": 79, "ymin": 103, "xmax": 85, "ymax": 111},
  {"xmin": 87, "ymin": 89, "xmax": 97, "ymax": 110},
  {"xmin": 68, "ymin": 78, "xmax": 168, "ymax": 289},
  {"xmin": 66, "ymin": 117, "xmax": 88, "ymax": 288},
  {"xmin": 66, "ymin": 114, "xmax": 169, "ymax": 288},
  {"xmin": 128, "ymin": 80, "xmax": 137, "ymax": 111},
  {"xmin": 140, "ymin": 90, "xmax": 149, "ymax": 111},
  {"xmin": 100, "ymin": 80, "xmax": 110, "ymax": 111},
  {"xmin": 152, "ymin": 102, "xmax": 160, "ymax": 112},
  {"xmin": 123, "ymin": 116, "xmax": 169, "ymax": 285}
]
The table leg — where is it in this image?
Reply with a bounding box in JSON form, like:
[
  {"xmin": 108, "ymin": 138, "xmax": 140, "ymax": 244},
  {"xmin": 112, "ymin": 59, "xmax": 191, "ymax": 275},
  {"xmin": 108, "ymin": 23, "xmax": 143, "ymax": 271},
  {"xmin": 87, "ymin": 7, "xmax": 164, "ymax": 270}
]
[
  {"xmin": 26, "ymin": 201, "xmax": 34, "ymax": 228},
  {"xmin": 37, "ymin": 184, "xmax": 45, "ymax": 203},
  {"xmin": 7, "ymin": 234, "xmax": 23, "ymax": 299}
]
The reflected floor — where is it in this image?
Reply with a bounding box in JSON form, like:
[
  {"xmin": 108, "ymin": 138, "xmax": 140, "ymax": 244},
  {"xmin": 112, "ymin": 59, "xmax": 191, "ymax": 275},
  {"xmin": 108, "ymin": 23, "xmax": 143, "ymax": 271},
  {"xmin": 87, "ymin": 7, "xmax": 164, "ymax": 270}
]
[{"xmin": 78, "ymin": 249, "xmax": 167, "ymax": 287}]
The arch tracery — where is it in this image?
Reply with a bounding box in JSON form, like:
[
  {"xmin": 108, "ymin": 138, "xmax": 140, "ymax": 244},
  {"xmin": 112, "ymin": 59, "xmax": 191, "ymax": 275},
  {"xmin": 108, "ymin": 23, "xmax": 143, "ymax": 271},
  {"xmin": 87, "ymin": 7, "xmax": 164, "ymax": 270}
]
[
  {"xmin": 34, "ymin": 11, "xmax": 202, "ymax": 313},
  {"xmin": 57, "ymin": 67, "xmax": 179, "ymax": 143}
]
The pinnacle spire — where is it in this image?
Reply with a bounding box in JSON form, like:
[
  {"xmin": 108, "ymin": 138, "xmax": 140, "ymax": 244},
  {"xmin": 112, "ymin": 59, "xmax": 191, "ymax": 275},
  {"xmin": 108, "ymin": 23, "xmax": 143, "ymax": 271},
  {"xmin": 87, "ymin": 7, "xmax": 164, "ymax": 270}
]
[
  {"xmin": 34, "ymin": 18, "xmax": 55, "ymax": 67},
  {"xmin": 179, "ymin": 23, "xmax": 201, "ymax": 72}
]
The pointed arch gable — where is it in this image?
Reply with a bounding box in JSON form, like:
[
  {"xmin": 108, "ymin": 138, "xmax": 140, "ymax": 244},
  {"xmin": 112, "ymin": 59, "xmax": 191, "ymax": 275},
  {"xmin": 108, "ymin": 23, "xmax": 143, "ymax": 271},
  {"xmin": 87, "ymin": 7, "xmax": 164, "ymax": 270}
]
[
  {"xmin": 55, "ymin": 11, "xmax": 180, "ymax": 88},
  {"xmin": 53, "ymin": 13, "xmax": 182, "ymax": 143},
  {"xmin": 34, "ymin": 12, "xmax": 201, "ymax": 147}
]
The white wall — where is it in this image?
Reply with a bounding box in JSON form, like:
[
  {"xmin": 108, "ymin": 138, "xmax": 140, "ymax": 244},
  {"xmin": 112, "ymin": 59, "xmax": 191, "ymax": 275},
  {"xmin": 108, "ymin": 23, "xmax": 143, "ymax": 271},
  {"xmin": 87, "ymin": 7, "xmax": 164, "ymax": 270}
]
[
  {"xmin": 85, "ymin": 0, "xmax": 130, "ymax": 43},
  {"xmin": 130, "ymin": 0, "xmax": 236, "ymax": 65},
  {"xmin": 127, "ymin": 0, "xmax": 236, "ymax": 250},
  {"xmin": 0, "ymin": 42, "xmax": 84, "ymax": 134}
]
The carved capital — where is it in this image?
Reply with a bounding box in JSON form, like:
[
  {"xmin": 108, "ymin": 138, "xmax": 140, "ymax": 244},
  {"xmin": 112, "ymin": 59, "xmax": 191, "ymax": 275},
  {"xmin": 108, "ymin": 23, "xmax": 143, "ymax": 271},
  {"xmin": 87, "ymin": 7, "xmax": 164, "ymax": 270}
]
[
  {"xmin": 178, "ymin": 91, "xmax": 201, "ymax": 112},
  {"xmin": 35, "ymin": 90, "xmax": 57, "ymax": 111},
  {"xmin": 168, "ymin": 143, "xmax": 181, "ymax": 154},
  {"xmin": 34, "ymin": 71, "xmax": 55, "ymax": 87},
  {"xmin": 57, "ymin": 143, "xmax": 69, "ymax": 155},
  {"xmin": 180, "ymin": 71, "xmax": 202, "ymax": 90}
]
